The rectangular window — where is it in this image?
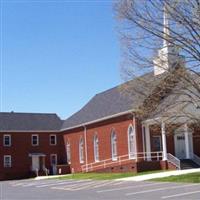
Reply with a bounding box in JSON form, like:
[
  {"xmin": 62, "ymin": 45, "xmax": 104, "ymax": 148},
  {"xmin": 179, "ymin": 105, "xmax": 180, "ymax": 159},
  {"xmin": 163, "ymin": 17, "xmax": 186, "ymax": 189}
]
[
  {"xmin": 50, "ymin": 154, "xmax": 57, "ymax": 166},
  {"xmin": 4, "ymin": 155, "xmax": 12, "ymax": 168},
  {"xmin": 4, "ymin": 135, "xmax": 11, "ymax": 147},
  {"xmin": 94, "ymin": 135, "xmax": 99, "ymax": 162},
  {"xmin": 50, "ymin": 135, "xmax": 57, "ymax": 145},
  {"xmin": 152, "ymin": 136, "xmax": 162, "ymax": 151},
  {"xmin": 111, "ymin": 132, "xmax": 117, "ymax": 161},
  {"xmin": 79, "ymin": 138, "xmax": 84, "ymax": 163},
  {"xmin": 66, "ymin": 143, "xmax": 71, "ymax": 164},
  {"xmin": 32, "ymin": 134, "xmax": 39, "ymax": 146}
]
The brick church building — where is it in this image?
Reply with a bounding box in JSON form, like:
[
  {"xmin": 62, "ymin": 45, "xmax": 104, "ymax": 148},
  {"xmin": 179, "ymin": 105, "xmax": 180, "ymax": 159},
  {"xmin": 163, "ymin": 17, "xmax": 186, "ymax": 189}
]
[
  {"xmin": 1, "ymin": 67, "xmax": 200, "ymax": 180},
  {"xmin": 0, "ymin": 7, "xmax": 200, "ymax": 180}
]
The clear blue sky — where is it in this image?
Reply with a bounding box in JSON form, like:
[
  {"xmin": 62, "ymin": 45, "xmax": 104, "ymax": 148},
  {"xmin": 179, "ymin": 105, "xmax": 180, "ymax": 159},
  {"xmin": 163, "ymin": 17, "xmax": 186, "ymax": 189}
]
[{"xmin": 1, "ymin": 0, "xmax": 121, "ymax": 119}]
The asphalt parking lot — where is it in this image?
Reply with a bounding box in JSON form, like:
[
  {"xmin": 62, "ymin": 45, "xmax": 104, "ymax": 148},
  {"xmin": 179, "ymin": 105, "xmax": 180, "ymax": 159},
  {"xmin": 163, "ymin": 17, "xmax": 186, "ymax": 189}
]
[{"xmin": 1, "ymin": 178, "xmax": 200, "ymax": 199}]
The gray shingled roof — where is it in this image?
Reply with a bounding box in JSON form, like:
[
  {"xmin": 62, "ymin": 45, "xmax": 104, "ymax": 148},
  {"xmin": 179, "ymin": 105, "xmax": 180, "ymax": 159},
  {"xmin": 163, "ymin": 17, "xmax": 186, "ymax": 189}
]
[
  {"xmin": 62, "ymin": 72, "xmax": 164, "ymax": 129},
  {"xmin": 0, "ymin": 112, "xmax": 63, "ymax": 131}
]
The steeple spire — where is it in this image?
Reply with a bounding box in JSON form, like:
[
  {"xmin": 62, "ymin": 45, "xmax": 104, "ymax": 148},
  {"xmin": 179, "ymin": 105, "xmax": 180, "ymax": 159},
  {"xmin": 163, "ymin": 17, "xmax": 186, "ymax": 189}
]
[
  {"xmin": 163, "ymin": 2, "xmax": 170, "ymax": 48},
  {"xmin": 153, "ymin": 1, "xmax": 184, "ymax": 76}
]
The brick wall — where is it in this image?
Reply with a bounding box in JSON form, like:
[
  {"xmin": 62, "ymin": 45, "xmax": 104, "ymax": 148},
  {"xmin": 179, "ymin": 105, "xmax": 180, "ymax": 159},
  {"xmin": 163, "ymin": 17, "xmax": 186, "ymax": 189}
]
[
  {"xmin": 62, "ymin": 115, "xmax": 185, "ymax": 174},
  {"xmin": 193, "ymin": 127, "xmax": 200, "ymax": 156},
  {"xmin": 63, "ymin": 114, "xmax": 137, "ymax": 173},
  {"xmin": 0, "ymin": 132, "xmax": 67, "ymax": 180}
]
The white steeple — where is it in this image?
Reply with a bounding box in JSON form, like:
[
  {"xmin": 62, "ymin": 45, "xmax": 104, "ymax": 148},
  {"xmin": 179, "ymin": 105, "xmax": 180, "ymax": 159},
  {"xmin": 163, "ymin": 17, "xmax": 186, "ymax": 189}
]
[
  {"xmin": 163, "ymin": 3, "xmax": 170, "ymax": 49},
  {"xmin": 153, "ymin": 2, "xmax": 183, "ymax": 76}
]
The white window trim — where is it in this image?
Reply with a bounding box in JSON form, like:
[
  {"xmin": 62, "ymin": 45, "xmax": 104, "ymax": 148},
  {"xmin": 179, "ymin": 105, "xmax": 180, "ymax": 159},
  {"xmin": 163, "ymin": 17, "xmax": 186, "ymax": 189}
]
[
  {"xmin": 4, "ymin": 155, "xmax": 12, "ymax": 168},
  {"xmin": 128, "ymin": 124, "xmax": 136, "ymax": 159},
  {"xmin": 50, "ymin": 134, "xmax": 57, "ymax": 145},
  {"xmin": 94, "ymin": 134, "xmax": 100, "ymax": 162},
  {"xmin": 79, "ymin": 137, "xmax": 84, "ymax": 164},
  {"xmin": 66, "ymin": 142, "xmax": 71, "ymax": 164},
  {"xmin": 50, "ymin": 154, "xmax": 57, "ymax": 166},
  {"xmin": 3, "ymin": 134, "xmax": 11, "ymax": 147},
  {"xmin": 32, "ymin": 134, "xmax": 39, "ymax": 146},
  {"xmin": 111, "ymin": 130, "xmax": 118, "ymax": 161}
]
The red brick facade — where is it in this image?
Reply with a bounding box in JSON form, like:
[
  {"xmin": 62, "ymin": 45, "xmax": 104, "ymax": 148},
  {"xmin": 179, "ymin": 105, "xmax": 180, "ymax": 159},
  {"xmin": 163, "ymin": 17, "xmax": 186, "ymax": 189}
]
[
  {"xmin": 63, "ymin": 114, "xmax": 135, "ymax": 173},
  {"xmin": 62, "ymin": 114, "xmax": 200, "ymax": 174},
  {"xmin": 62, "ymin": 115, "xmax": 161, "ymax": 173},
  {"xmin": 0, "ymin": 132, "xmax": 67, "ymax": 180},
  {"xmin": 193, "ymin": 128, "xmax": 200, "ymax": 157},
  {"xmin": 1, "ymin": 114, "xmax": 200, "ymax": 180}
]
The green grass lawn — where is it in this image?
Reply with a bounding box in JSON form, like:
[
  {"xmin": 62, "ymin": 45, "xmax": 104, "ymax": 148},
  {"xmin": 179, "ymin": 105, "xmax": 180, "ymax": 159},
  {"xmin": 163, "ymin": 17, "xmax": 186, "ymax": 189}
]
[
  {"xmin": 152, "ymin": 172, "xmax": 200, "ymax": 183},
  {"xmin": 56, "ymin": 170, "xmax": 165, "ymax": 180}
]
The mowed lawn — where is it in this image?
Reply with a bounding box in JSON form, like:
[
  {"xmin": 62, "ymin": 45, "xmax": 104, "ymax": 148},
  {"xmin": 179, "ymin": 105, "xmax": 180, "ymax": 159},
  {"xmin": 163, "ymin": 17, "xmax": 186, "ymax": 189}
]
[
  {"xmin": 152, "ymin": 172, "xmax": 200, "ymax": 183},
  {"xmin": 56, "ymin": 170, "xmax": 165, "ymax": 180}
]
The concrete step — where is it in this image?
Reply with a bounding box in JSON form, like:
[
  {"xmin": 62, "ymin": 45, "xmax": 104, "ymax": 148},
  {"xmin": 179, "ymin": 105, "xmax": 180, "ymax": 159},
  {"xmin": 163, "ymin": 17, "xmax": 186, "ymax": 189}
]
[{"xmin": 180, "ymin": 159, "xmax": 200, "ymax": 169}]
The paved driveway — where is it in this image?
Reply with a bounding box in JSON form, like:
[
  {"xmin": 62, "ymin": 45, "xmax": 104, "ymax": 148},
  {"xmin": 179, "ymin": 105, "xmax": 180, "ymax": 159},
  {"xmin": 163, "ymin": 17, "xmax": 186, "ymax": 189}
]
[{"xmin": 1, "ymin": 178, "xmax": 200, "ymax": 199}]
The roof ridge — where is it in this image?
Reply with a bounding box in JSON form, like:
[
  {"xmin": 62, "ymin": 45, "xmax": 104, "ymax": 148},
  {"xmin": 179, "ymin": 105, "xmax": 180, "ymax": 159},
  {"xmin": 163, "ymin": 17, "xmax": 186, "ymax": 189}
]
[{"xmin": 0, "ymin": 112, "xmax": 58, "ymax": 115}]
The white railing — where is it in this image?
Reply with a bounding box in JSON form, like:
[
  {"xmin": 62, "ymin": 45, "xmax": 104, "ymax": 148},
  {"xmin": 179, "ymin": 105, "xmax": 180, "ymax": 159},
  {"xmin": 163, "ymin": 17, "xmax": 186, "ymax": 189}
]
[
  {"xmin": 192, "ymin": 154, "xmax": 200, "ymax": 166},
  {"xmin": 167, "ymin": 153, "xmax": 181, "ymax": 170},
  {"xmin": 81, "ymin": 151, "xmax": 163, "ymax": 172},
  {"xmin": 137, "ymin": 151, "xmax": 163, "ymax": 161}
]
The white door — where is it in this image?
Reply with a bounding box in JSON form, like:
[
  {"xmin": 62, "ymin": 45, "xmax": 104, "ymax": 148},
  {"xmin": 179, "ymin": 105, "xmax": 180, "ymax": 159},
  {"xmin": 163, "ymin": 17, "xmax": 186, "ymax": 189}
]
[
  {"xmin": 32, "ymin": 156, "xmax": 40, "ymax": 171},
  {"xmin": 175, "ymin": 134, "xmax": 186, "ymax": 159},
  {"xmin": 50, "ymin": 154, "xmax": 57, "ymax": 175}
]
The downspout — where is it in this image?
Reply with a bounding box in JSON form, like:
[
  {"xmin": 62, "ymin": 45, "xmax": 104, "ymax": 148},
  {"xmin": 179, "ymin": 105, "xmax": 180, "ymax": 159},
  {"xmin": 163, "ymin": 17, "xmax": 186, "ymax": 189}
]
[
  {"xmin": 133, "ymin": 114, "xmax": 138, "ymax": 162},
  {"xmin": 83, "ymin": 125, "xmax": 88, "ymax": 172}
]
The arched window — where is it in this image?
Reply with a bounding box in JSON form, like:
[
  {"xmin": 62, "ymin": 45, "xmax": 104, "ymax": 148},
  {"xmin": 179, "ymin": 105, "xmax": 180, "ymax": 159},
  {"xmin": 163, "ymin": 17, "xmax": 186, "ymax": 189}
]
[
  {"xmin": 128, "ymin": 125, "xmax": 136, "ymax": 158},
  {"xmin": 94, "ymin": 134, "xmax": 99, "ymax": 162},
  {"xmin": 111, "ymin": 130, "xmax": 117, "ymax": 160},
  {"xmin": 66, "ymin": 141, "xmax": 71, "ymax": 164},
  {"xmin": 79, "ymin": 137, "xmax": 84, "ymax": 163}
]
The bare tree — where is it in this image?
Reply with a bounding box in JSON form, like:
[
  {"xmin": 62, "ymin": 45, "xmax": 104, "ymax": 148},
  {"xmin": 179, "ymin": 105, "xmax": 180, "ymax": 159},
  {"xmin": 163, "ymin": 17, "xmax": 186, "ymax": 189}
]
[{"xmin": 115, "ymin": 0, "xmax": 200, "ymax": 128}]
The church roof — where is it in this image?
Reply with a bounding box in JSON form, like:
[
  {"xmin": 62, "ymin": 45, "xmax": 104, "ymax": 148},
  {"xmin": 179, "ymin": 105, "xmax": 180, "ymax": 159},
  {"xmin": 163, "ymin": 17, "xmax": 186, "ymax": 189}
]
[
  {"xmin": 61, "ymin": 72, "xmax": 164, "ymax": 130},
  {"xmin": 0, "ymin": 112, "xmax": 63, "ymax": 132}
]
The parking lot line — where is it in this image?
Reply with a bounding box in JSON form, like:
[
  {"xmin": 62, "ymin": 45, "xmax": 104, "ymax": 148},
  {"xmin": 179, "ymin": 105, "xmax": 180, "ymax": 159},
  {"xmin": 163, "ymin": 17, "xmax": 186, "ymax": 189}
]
[
  {"xmin": 37, "ymin": 180, "xmax": 89, "ymax": 188},
  {"xmin": 93, "ymin": 180, "xmax": 116, "ymax": 188},
  {"xmin": 22, "ymin": 180, "xmax": 62, "ymax": 187},
  {"xmin": 36, "ymin": 180, "xmax": 77, "ymax": 188},
  {"xmin": 11, "ymin": 179, "xmax": 66, "ymax": 187},
  {"xmin": 68, "ymin": 180, "xmax": 117, "ymax": 191},
  {"xmin": 126, "ymin": 183, "xmax": 198, "ymax": 196},
  {"xmin": 97, "ymin": 182, "xmax": 166, "ymax": 193},
  {"xmin": 67, "ymin": 182, "xmax": 103, "ymax": 191},
  {"xmin": 60, "ymin": 181, "xmax": 100, "ymax": 191},
  {"xmin": 51, "ymin": 180, "xmax": 94, "ymax": 190},
  {"xmin": 113, "ymin": 181, "xmax": 127, "ymax": 186},
  {"xmin": 162, "ymin": 190, "xmax": 200, "ymax": 199},
  {"xmin": 11, "ymin": 181, "xmax": 46, "ymax": 187}
]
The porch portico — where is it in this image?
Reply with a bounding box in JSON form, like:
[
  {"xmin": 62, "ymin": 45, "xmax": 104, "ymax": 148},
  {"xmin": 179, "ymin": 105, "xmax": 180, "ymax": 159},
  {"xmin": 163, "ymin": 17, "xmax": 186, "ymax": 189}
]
[
  {"xmin": 142, "ymin": 118, "xmax": 199, "ymax": 169},
  {"xmin": 29, "ymin": 153, "xmax": 47, "ymax": 176}
]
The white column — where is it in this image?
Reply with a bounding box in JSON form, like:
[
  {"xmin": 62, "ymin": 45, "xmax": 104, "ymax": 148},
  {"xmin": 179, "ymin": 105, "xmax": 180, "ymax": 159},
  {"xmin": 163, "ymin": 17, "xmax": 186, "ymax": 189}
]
[
  {"xmin": 142, "ymin": 125, "xmax": 146, "ymax": 160},
  {"xmin": 161, "ymin": 122, "xmax": 167, "ymax": 161},
  {"xmin": 184, "ymin": 124, "xmax": 190, "ymax": 159},
  {"xmin": 145, "ymin": 124, "xmax": 151, "ymax": 161}
]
